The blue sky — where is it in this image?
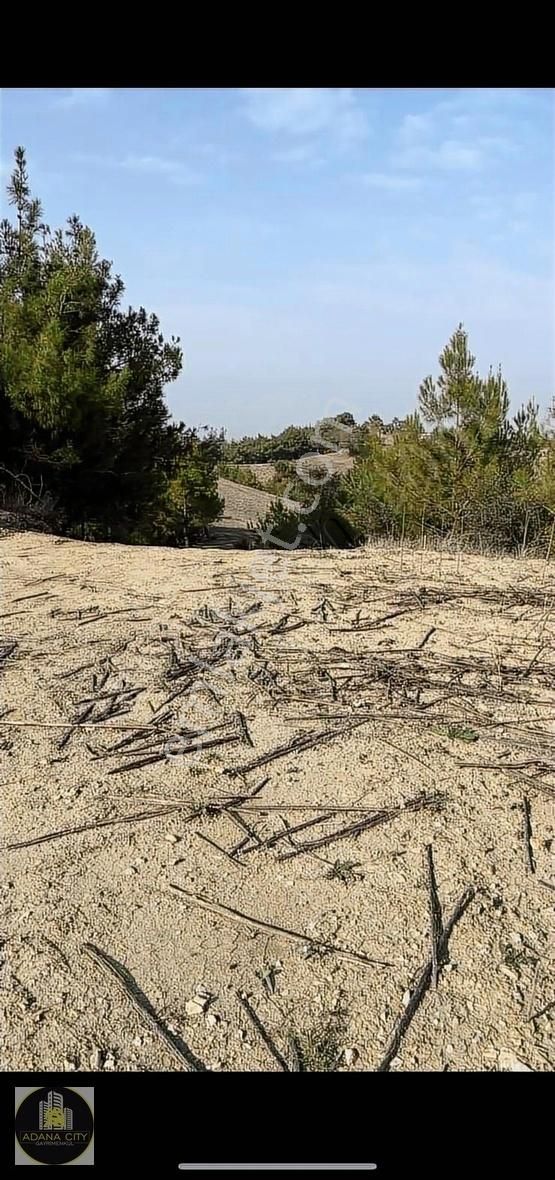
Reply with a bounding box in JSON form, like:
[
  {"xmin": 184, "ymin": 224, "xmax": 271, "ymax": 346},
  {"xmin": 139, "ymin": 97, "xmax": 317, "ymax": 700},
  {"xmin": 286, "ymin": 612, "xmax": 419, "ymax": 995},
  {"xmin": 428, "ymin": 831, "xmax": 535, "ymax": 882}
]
[{"xmin": 1, "ymin": 87, "xmax": 554, "ymax": 437}]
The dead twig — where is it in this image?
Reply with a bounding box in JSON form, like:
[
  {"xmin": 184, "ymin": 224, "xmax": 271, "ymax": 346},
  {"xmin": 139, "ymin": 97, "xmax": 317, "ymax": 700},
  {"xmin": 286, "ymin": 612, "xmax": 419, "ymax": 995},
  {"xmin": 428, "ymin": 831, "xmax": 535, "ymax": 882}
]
[
  {"xmin": 236, "ymin": 992, "xmax": 289, "ymax": 1071},
  {"xmin": 6, "ymin": 805, "xmax": 180, "ymax": 850},
  {"xmin": 375, "ymin": 885, "xmax": 474, "ymax": 1072},
  {"xmin": 522, "ymin": 796, "xmax": 536, "ymax": 874},
  {"xmin": 82, "ymin": 942, "xmax": 207, "ymax": 1071},
  {"xmin": 425, "ymin": 844, "xmax": 442, "ymax": 988},
  {"xmin": 169, "ymin": 886, "xmax": 394, "ymax": 970},
  {"xmin": 277, "ymin": 793, "xmax": 442, "ymax": 861},
  {"xmin": 195, "ymin": 830, "xmax": 250, "ymax": 870}
]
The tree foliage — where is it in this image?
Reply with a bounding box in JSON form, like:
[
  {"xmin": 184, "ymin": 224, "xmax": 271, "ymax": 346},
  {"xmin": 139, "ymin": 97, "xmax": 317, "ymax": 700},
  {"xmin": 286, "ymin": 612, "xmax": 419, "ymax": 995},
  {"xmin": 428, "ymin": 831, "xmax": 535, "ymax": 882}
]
[
  {"xmin": 0, "ymin": 147, "xmax": 222, "ymax": 543},
  {"xmin": 340, "ymin": 325, "xmax": 548, "ymax": 552}
]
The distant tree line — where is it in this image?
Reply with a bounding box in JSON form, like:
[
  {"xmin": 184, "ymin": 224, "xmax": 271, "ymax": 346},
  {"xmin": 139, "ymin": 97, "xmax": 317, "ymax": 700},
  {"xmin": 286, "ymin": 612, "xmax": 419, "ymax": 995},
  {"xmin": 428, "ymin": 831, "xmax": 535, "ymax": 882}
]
[
  {"xmin": 254, "ymin": 328, "xmax": 554, "ymax": 554},
  {"xmin": 221, "ymin": 411, "xmax": 391, "ymax": 464}
]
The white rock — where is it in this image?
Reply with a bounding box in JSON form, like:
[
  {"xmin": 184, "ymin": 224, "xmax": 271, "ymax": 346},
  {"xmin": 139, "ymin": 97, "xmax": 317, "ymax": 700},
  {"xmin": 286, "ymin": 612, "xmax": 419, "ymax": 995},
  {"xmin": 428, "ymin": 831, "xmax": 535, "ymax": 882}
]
[
  {"xmin": 185, "ymin": 999, "xmax": 206, "ymax": 1018},
  {"xmin": 343, "ymin": 1048, "xmax": 359, "ymax": 1067}
]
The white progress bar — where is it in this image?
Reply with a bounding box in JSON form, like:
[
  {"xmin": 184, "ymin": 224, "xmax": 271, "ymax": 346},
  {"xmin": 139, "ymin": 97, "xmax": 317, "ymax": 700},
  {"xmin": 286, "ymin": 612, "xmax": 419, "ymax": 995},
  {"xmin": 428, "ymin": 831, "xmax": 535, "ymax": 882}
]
[{"xmin": 178, "ymin": 1166, "xmax": 377, "ymax": 1172}]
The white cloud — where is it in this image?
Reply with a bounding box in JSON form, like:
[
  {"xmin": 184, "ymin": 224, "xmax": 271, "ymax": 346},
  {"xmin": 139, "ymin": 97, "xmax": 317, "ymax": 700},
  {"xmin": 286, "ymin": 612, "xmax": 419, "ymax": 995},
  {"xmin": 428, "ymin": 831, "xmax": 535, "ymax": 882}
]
[
  {"xmin": 55, "ymin": 88, "xmax": 112, "ymax": 109},
  {"xmin": 121, "ymin": 154, "xmax": 201, "ymax": 185},
  {"xmin": 392, "ymin": 90, "xmax": 534, "ymax": 176},
  {"xmin": 361, "ymin": 171, "xmax": 423, "ymax": 191},
  {"xmin": 72, "ymin": 151, "xmax": 201, "ymax": 186},
  {"xmin": 240, "ymin": 87, "xmax": 368, "ymax": 146},
  {"xmin": 271, "ymin": 144, "xmax": 322, "ymax": 165}
]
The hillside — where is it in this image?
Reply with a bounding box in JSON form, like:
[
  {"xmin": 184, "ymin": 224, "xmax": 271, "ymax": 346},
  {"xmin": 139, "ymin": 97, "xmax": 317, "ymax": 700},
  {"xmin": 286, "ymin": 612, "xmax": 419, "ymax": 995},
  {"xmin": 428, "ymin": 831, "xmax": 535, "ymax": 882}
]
[
  {"xmin": 207, "ymin": 478, "xmax": 302, "ymax": 548},
  {"xmin": 1, "ymin": 532, "xmax": 554, "ymax": 1072}
]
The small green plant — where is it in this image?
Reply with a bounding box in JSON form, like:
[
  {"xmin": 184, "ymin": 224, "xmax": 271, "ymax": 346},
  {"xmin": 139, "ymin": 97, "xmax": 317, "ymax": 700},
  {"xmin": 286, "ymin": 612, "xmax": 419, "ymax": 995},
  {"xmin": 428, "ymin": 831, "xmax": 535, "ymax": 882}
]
[
  {"xmin": 446, "ymin": 725, "xmax": 479, "ymax": 742},
  {"xmin": 434, "ymin": 724, "xmax": 479, "ymax": 743},
  {"xmin": 288, "ymin": 1015, "xmax": 345, "ymax": 1072},
  {"xmin": 324, "ymin": 859, "xmax": 365, "ymax": 885},
  {"xmin": 502, "ymin": 944, "xmax": 536, "ymax": 972}
]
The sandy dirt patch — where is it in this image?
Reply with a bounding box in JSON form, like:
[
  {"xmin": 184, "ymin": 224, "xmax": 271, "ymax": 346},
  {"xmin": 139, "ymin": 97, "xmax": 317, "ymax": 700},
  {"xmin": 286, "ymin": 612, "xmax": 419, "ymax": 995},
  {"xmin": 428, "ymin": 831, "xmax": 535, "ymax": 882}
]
[{"xmin": 1, "ymin": 533, "xmax": 554, "ymax": 1072}]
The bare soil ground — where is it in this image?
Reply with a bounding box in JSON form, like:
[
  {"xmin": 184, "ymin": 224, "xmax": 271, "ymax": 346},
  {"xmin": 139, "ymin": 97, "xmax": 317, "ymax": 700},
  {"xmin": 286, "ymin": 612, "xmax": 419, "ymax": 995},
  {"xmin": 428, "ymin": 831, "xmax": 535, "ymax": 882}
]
[
  {"xmin": 1, "ymin": 532, "xmax": 554, "ymax": 1073},
  {"xmin": 208, "ymin": 478, "xmax": 301, "ymax": 549}
]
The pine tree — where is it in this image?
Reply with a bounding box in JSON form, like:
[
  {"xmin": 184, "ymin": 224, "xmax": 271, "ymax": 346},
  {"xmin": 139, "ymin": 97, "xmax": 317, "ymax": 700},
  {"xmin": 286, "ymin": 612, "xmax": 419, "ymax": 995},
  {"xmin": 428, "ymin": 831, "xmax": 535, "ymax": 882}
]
[{"xmin": 0, "ymin": 147, "xmax": 222, "ymax": 543}]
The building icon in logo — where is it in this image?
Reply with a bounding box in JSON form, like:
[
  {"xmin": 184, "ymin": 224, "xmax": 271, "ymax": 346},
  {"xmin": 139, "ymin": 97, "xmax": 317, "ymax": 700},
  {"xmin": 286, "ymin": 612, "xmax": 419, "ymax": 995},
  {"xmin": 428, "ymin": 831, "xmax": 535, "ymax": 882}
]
[{"xmin": 38, "ymin": 1091, "xmax": 73, "ymax": 1131}]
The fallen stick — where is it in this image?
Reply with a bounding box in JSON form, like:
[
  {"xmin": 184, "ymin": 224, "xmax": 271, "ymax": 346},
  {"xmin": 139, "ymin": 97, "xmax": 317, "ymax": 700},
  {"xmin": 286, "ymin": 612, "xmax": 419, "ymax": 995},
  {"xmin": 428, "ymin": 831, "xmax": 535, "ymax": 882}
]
[
  {"xmin": 277, "ymin": 794, "xmax": 441, "ymax": 861},
  {"xmin": 375, "ymin": 885, "xmax": 475, "ymax": 1072},
  {"xmin": 0, "ymin": 719, "xmax": 165, "ymax": 732},
  {"xmin": 108, "ymin": 753, "xmax": 166, "ymax": 774},
  {"xmin": 236, "ymin": 992, "xmax": 289, "ymax": 1071},
  {"xmin": 82, "ymin": 942, "xmax": 207, "ymax": 1072},
  {"xmin": 417, "ymin": 627, "xmax": 437, "ymax": 650},
  {"xmin": 77, "ymin": 606, "xmax": 152, "ymax": 627},
  {"xmin": 137, "ymin": 797, "xmax": 406, "ymax": 815},
  {"xmin": 522, "ymin": 796, "xmax": 536, "ymax": 874},
  {"xmin": 169, "ymin": 886, "xmax": 394, "ymax": 970},
  {"xmin": 6, "ymin": 805, "xmax": 180, "ymax": 850},
  {"xmin": 331, "ymin": 607, "xmax": 412, "ymax": 633},
  {"xmin": 257, "ymin": 813, "xmax": 333, "ymax": 852},
  {"xmin": 226, "ymin": 810, "xmax": 261, "ymax": 854},
  {"xmin": 195, "ymin": 830, "xmax": 249, "ymax": 870},
  {"xmin": 224, "ymin": 718, "xmax": 372, "ymax": 777},
  {"xmin": 424, "ymin": 845, "xmax": 442, "ymax": 989}
]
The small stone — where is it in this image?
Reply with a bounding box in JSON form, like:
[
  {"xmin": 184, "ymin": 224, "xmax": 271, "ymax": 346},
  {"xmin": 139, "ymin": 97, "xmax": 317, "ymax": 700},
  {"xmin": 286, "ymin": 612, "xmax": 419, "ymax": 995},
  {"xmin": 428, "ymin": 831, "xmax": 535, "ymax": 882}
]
[
  {"xmin": 164, "ymin": 834, "xmax": 179, "ymax": 844},
  {"xmin": 402, "ymin": 989, "xmax": 411, "ymax": 1008},
  {"xmin": 206, "ymin": 1013, "xmax": 220, "ymax": 1028},
  {"xmin": 103, "ymin": 1053, "xmax": 116, "ymax": 1071},
  {"xmin": 64, "ymin": 1059, "xmax": 78, "ymax": 1071},
  {"xmin": 508, "ymin": 932, "xmax": 523, "ymax": 948},
  {"xmin": 90, "ymin": 1048, "xmax": 102, "ymax": 1070},
  {"xmin": 132, "ymin": 1035, "xmax": 143, "ymax": 1048},
  {"xmin": 185, "ymin": 986, "xmax": 211, "ymax": 1018},
  {"xmin": 185, "ymin": 999, "xmax": 206, "ymax": 1018},
  {"xmin": 343, "ymin": 1047, "xmax": 359, "ymax": 1067}
]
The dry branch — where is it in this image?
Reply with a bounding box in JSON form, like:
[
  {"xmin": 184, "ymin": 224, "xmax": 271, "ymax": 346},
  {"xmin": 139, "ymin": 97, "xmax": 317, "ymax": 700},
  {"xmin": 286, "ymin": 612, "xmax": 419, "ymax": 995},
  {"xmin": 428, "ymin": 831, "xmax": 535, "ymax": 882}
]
[
  {"xmin": 375, "ymin": 886, "xmax": 474, "ymax": 1072},
  {"xmin": 169, "ymin": 886, "xmax": 394, "ymax": 969},
  {"xmin": 83, "ymin": 942, "xmax": 207, "ymax": 1071}
]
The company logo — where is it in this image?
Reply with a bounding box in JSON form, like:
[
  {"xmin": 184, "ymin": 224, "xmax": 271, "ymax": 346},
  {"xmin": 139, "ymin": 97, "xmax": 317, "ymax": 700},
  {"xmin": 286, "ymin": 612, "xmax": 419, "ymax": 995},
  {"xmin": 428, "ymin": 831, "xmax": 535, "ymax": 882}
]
[{"xmin": 15, "ymin": 1087, "xmax": 94, "ymax": 1166}]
